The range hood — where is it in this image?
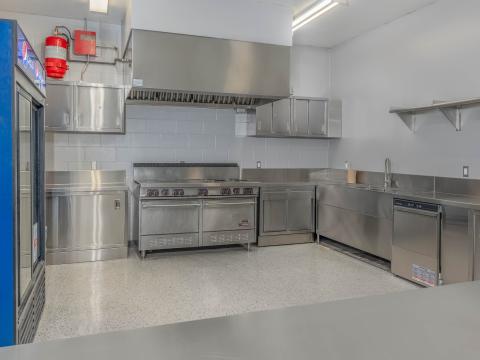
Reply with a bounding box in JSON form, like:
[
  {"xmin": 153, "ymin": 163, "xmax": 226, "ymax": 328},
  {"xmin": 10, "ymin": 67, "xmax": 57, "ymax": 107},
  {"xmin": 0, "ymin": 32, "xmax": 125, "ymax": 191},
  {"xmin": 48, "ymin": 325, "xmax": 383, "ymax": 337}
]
[{"xmin": 123, "ymin": 29, "xmax": 291, "ymax": 108}]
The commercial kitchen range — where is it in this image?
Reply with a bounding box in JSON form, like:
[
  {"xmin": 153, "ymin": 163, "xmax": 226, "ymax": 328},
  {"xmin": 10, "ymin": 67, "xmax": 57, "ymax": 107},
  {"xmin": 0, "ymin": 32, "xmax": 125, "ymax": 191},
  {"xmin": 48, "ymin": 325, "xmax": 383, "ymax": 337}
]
[{"xmin": 133, "ymin": 163, "xmax": 259, "ymax": 258}]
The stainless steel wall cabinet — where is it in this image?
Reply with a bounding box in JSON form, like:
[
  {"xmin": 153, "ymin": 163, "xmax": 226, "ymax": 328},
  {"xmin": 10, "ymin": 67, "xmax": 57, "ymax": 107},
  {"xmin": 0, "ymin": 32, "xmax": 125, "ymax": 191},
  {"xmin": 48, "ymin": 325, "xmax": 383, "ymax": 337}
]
[
  {"xmin": 316, "ymin": 184, "xmax": 393, "ymax": 260},
  {"xmin": 46, "ymin": 171, "xmax": 128, "ymax": 264},
  {"xmin": 124, "ymin": 29, "xmax": 290, "ymax": 108},
  {"xmin": 45, "ymin": 81, "xmax": 125, "ymax": 133},
  {"xmin": 258, "ymin": 185, "xmax": 315, "ymax": 246},
  {"xmin": 249, "ymin": 97, "xmax": 342, "ymax": 138}
]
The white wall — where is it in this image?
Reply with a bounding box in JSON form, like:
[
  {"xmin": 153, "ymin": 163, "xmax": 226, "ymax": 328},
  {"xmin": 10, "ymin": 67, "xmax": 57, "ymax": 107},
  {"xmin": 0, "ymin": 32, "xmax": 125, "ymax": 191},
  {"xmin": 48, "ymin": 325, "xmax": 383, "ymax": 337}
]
[
  {"xmin": 329, "ymin": 0, "xmax": 480, "ymax": 178},
  {"xmin": 127, "ymin": 0, "xmax": 293, "ymax": 46},
  {"xmin": 291, "ymin": 45, "xmax": 331, "ymax": 97},
  {"xmin": 0, "ymin": 11, "xmax": 123, "ymax": 84}
]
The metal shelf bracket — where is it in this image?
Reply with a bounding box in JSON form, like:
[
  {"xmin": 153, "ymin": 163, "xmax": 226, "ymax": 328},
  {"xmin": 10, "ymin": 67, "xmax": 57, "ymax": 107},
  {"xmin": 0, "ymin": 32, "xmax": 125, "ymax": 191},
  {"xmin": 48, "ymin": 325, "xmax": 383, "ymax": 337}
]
[
  {"xmin": 397, "ymin": 113, "xmax": 416, "ymax": 132},
  {"xmin": 439, "ymin": 107, "xmax": 462, "ymax": 131}
]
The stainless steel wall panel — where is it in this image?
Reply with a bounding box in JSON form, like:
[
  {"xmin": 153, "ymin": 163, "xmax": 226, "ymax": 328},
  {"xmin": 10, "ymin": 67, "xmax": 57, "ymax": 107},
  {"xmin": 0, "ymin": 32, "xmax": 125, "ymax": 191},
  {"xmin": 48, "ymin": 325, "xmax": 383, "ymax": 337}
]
[
  {"xmin": 441, "ymin": 206, "xmax": 474, "ymax": 284},
  {"xmin": 317, "ymin": 204, "xmax": 393, "ymax": 260}
]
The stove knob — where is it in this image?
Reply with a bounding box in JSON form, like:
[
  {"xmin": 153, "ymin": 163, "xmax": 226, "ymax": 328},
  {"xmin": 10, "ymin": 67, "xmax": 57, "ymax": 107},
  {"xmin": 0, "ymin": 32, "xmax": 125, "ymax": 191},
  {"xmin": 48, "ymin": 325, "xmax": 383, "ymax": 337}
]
[
  {"xmin": 161, "ymin": 189, "xmax": 169, "ymax": 196},
  {"xmin": 243, "ymin": 188, "xmax": 253, "ymax": 195},
  {"xmin": 198, "ymin": 188, "xmax": 208, "ymax": 196},
  {"xmin": 179, "ymin": 189, "xmax": 185, "ymax": 196},
  {"xmin": 233, "ymin": 188, "xmax": 240, "ymax": 195}
]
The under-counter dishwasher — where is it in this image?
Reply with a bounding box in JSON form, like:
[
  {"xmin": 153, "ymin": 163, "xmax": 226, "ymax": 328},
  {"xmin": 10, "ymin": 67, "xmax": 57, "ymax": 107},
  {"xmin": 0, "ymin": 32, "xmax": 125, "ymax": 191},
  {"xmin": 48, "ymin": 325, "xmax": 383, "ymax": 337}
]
[{"xmin": 392, "ymin": 199, "xmax": 442, "ymax": 287}]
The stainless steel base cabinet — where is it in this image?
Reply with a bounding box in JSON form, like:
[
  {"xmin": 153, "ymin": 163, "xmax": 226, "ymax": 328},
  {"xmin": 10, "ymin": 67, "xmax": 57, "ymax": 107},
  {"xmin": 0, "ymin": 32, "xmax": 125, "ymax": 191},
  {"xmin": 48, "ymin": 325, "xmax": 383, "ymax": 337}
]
[
  {"xmin": 316, "ymin": 184, "xmax": 393, "ymax": 260},
  {"xmin": 46, "ymin": 191, "xmax": 128, "ymax": 264},
  {"xmin": 258, "ymin": 186, "xmax": 315, "ymax": 246}
]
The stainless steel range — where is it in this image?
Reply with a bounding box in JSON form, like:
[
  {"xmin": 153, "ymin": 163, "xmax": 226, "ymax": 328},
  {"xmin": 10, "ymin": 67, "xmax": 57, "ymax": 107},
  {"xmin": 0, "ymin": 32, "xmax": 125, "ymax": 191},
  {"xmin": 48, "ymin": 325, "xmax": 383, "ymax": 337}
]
[{"xmin": 133, "ymin": 163, "xmax": 259, "ymax": 258}]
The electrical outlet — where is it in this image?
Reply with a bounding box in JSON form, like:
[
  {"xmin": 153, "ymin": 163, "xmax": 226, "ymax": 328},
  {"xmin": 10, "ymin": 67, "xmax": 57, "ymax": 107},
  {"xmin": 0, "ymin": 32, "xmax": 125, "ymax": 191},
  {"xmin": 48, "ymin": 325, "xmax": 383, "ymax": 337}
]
[
  {"xmin": 256, "ymin": 161, "xmax": 262, "ymax": 169},
  {"xmin": 463, "ymin": 166, "xmax": 469, "ymax": 178}
]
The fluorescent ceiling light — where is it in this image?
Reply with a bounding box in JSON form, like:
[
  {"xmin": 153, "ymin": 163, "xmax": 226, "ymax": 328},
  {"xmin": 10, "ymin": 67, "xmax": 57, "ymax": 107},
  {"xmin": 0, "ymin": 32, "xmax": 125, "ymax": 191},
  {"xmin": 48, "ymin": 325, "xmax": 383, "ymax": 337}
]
[
  {"xmin": 89, "ymin": 0, "xmax": 109, "ymax": 14},
  {"xmin": 292, "ymin": 0, "xmax": 339, "ymax": 32}
]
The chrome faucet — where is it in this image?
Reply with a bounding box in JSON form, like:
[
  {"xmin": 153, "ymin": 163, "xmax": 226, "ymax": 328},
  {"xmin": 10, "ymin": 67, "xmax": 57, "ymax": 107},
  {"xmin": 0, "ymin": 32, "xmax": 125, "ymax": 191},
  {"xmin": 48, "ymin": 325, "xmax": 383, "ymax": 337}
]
[{"xmin": 384, "ymin": 158, "xmax": 392, "ymax": 189}]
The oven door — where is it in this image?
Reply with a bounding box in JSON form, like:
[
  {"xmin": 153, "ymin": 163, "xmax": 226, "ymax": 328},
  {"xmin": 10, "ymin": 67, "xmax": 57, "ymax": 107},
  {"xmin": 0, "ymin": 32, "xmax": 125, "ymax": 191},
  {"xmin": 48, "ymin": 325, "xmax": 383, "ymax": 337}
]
[
  {"xmin": 203, "ymin": 199, "xmax": 256, "ymax": 232},
  {"xmin": 140, "ymin": 200, "xmax": 201, "ymax": 236}
]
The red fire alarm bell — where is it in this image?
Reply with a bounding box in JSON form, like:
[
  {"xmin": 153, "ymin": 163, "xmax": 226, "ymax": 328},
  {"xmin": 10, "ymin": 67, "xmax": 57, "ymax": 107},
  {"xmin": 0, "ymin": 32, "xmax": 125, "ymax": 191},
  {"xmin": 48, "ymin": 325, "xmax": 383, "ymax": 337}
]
[{"xmin": 73, "ymin": 30, "xmax": 96, "ymax": 56}]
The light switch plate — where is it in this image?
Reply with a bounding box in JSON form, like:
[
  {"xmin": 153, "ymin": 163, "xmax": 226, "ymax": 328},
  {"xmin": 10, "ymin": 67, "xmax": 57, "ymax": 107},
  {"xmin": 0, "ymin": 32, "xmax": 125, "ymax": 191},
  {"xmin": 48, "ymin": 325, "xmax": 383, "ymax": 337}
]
[
  {"xmin": 256, "ymin": 161, "xmax": 262, "ymax": 169},
  {"xmin": 463, "ymin": 166, "xmax": 469, "ymax": 178}
]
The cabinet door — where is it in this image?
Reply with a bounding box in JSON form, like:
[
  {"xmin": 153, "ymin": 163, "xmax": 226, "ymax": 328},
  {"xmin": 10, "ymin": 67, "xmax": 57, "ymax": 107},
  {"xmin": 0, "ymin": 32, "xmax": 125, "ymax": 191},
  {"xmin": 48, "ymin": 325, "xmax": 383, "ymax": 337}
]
[
  {"xmin": 308, "ymin": 100, "xmax": 327, "ymax": 136},
  {"xmin": 45, "ymin": 83, "xmax": 74, "ymax": 131},
  {"xmin": 76, "ymin": 85, "xmax": 125, "ymax": 133},
  {"xmin": 272, "ymin": 99, "xmax": 291, "ymax": 135},
  {"xmin": 287, "ymin": 190, "xmax": 314, "ymax": 231},
  {"xmin": 47, "ymin": 192, "xmax": 126, "ymax": 251},
  {"xmin": 262, "ymin": 192, "xmax": 288, "ymax": 233},
  {"xmin": 291, "ymin": 99, "xmax": 309, "ymax": 136},
  {"xmin": 255, "ymin": 103, "xmax": 272, "ymax": 135}
]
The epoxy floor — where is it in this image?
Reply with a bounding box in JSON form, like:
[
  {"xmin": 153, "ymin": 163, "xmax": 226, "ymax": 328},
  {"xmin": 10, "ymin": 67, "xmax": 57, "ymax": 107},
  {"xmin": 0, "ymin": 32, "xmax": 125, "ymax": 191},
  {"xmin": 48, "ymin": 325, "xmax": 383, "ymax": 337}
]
[{"xmin": 35, "ymin": 244, "xmax": 416, "ymax": 342}]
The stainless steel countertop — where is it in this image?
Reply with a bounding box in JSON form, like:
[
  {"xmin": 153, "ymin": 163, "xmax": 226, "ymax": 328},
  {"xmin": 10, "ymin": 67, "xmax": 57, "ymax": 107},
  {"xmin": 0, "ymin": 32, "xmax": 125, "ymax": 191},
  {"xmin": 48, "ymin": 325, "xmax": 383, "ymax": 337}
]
[
  {"xmin": 46, "ymin": 185, "xmax": 129, "ymax": 193},
  {"xmin": 2, "ymin": 282, "xmax": 480, "ymax": 359},
  {"xmin": 259, "ymin": 180, "xmax": 480, "ymax": 210},
  {"xmin": 135, "ymin": 180, "xmax": 261, "ymax": 188}
]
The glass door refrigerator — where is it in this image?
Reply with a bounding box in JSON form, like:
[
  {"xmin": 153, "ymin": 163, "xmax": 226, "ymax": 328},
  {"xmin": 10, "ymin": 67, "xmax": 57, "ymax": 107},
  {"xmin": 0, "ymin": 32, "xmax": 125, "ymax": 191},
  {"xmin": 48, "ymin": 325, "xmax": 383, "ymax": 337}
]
[{"xmin": 0, "ymin": 20, "xmax": 46, "ymax": 346}]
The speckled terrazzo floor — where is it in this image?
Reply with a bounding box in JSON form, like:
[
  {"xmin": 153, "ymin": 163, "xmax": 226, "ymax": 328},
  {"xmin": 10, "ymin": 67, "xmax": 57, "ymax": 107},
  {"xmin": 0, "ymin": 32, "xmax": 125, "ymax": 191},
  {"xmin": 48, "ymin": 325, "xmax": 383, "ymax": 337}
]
[{"xmin": 34, "ymin": 243, "xmax": 417, "ymax": 342}]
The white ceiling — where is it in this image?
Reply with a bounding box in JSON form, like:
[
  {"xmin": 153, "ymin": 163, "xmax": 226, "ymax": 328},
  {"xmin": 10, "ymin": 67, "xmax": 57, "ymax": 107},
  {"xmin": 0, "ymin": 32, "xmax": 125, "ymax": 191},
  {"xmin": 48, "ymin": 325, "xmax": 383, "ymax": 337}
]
[
  {"xmin": 0, "ymin": 0, "xmax": 439, "ymax": 47},
  {"xmin": 0, "ymin": 0, "xmax": 127, "ymax": 24},
  {"xmin": 292, "ymin": 0, "xmax": 439, "ymax": 47}
]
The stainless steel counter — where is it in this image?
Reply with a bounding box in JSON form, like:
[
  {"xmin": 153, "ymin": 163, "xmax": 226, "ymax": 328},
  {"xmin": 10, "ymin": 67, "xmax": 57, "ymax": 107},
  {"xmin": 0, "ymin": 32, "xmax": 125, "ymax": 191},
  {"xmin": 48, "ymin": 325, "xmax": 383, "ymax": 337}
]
[
  {"xmin": 46, "ymin": 170, "xmax": 128, "ymax": 265},
  {"xmin": 2, "ymin": 282, "xmax": 480, "ymax": 359}
]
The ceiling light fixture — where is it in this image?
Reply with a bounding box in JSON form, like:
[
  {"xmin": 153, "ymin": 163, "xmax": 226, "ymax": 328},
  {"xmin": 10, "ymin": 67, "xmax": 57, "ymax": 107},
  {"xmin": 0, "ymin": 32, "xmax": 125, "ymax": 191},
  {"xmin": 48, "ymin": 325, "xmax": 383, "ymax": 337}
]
[
  {"xmin": 292, "ymin": 0, "xmax": 341, "ymax": 32},
  {"xmin": 89, "ymin": 0, "xmax": 109, "ymax": 14}
]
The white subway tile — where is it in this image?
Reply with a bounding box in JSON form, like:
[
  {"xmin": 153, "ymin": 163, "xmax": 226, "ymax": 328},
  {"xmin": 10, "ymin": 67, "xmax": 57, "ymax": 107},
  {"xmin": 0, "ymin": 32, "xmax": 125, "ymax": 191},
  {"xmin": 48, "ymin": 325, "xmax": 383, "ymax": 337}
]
[
  {"xmin": 177, "ymin": 119, "xmax": 204, "ymax": 134},
  {"xmin": 101, "ymin": 134, "xmax": 132, "ymax": 147},
  {"xmin": 68, "ymin": 134, "xmax": 101, "ymax": 147},
  {"xmin": 145, "ymin": 119, "xmax": 177, "ymax": 134},
  {"xmin": 84, "ymin": 147, "xmax": 116, "ymax": 161},
  {"xmin": 54, "ymin": 146, "xmax": 84, "ymax": 162},
  {"xmin": 203, "ymin": 149, "xmax": 229, "ymax": 162},
  {"xmin": 129, "ymin": 133, "xmax": 163, "ymax": 146},
  {"xmin": 188, "ymin": 134, "xmax": 215, "ymax": 149},
  {"xmin": 175, "ymin": 149, "xmax": 203, "ymax": 162},
  {"xmin": 125, "ymin": 118, "xmax": 147, "ymax": 133},
  {"xmin": 116, "ymin": 147, "xmax": 175, "ymax": 162}
]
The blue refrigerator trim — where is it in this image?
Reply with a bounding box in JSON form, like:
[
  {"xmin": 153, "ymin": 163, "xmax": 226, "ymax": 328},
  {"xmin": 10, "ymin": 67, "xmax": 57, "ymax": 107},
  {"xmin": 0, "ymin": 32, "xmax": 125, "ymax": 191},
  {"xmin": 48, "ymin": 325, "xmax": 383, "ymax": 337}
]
[{"xmin": 0, "ymin": 19, "xmax": 16, "ymax": 347}]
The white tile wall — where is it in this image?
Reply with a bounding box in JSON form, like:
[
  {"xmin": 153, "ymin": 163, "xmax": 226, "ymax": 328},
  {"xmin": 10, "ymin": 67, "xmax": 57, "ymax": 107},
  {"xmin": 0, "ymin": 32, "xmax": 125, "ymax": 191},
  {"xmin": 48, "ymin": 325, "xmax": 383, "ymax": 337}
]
[{"xmin": 48, "ymin": 105, "xmax": 331, "ymax": 183}]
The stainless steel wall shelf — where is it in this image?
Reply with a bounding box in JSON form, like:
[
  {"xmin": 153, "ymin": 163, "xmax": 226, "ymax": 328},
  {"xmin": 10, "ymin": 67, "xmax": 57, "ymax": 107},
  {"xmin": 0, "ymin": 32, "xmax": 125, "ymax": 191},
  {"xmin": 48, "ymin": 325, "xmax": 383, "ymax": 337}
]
[{"xmin": 390, "ymin": 97, "xmax": 480, "ymax": 132}]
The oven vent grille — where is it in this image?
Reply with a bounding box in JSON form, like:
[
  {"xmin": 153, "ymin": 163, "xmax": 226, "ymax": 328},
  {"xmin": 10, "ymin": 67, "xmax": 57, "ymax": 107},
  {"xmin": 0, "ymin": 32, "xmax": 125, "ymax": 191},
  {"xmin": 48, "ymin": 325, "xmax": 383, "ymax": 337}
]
[{"xmin": 127, "ymin": 89, "xmax": 268, "ymax": 109}]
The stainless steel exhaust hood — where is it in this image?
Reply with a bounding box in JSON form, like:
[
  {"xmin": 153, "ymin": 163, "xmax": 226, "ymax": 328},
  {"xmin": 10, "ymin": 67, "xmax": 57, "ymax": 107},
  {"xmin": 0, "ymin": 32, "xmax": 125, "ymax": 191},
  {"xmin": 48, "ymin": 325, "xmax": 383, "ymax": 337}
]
[{"xmin": 123, "ymin": 29, "xmax": 291, "ymax": 108}]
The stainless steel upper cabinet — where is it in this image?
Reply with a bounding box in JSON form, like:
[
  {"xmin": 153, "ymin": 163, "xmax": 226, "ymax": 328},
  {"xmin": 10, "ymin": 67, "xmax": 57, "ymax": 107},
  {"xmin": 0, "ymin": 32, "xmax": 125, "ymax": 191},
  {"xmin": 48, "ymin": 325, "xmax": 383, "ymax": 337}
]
[
  {"xmin": 76, "ymin": 84, "xmax": 125, "ymax": 133},
  {"xmin": 254, "ymin": 103, "xmax": 273, "ymax": 135},
  {"xmin": 308, "ymin": 100, "xmax": 327, "ymax": 137},
  {"xmin": 272, "ymin": 98, "xmax": 291, "ymax": 136},
  {"xmin": 291, "ymin": 99, "xmax": 309, "ymax": 136},
  {"xmin": 249, "ymin": 97, "xmax": 342, "ymax": 138},
  {"xmin": 45, "ymin": 82, "xmax": 74, "ymax": 132}
]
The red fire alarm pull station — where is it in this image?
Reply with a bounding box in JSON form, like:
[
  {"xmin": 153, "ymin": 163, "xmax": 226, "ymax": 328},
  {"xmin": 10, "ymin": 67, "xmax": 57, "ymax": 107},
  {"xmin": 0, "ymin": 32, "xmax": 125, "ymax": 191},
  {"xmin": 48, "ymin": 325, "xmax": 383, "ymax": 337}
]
[{"xmin": 73, "ymin": 30, "xmax": 96, "ymax": 56}]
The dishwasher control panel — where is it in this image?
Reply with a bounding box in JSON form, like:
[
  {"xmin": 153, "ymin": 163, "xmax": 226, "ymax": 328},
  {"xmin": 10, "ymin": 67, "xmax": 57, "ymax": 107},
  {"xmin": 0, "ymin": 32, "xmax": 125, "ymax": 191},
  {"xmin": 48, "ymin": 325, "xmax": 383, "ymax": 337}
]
[{"xmin": 394, "ymin": 199, "xmax": 440, "ymax": 212}]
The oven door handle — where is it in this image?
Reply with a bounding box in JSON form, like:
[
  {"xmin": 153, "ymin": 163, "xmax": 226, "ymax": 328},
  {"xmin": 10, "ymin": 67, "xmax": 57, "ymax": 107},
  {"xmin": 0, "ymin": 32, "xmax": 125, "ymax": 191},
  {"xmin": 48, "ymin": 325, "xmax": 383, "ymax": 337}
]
[
  {"xmin": 142, "ymin": 203, "xmax": 201, "ymax": 209},
  {"xmin": 204, "ymin": 201, "xmax": 256, "ymax": 207}
]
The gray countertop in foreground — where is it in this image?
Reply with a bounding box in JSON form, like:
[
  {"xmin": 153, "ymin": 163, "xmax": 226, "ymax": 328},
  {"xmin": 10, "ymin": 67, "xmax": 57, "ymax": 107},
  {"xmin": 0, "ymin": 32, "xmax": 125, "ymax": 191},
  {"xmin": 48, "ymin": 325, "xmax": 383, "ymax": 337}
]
[{"xmin": 2, "ymin": 282, "xmax": 480, "ymax": 359}]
